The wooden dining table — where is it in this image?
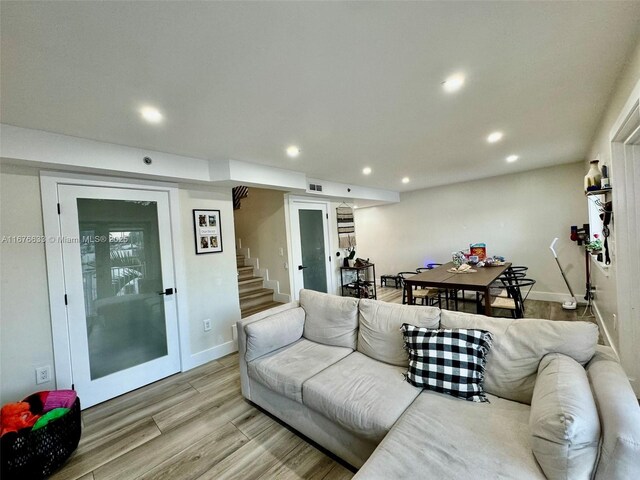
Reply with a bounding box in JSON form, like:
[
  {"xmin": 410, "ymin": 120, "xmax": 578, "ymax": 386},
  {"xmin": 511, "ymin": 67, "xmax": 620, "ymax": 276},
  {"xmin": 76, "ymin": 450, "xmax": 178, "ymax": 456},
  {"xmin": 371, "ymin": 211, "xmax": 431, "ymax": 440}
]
[{"xmin": 404, "ymin": 261, "xmax": 512, "ymax": 316}]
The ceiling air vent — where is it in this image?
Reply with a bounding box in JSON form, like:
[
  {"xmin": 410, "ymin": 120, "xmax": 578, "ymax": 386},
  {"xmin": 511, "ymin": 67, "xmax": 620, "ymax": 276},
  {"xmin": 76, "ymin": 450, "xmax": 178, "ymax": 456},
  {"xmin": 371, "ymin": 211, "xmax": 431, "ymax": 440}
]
[{"xmin": 309, "ymin": 183, "xmax": 323, "ymax": 192}]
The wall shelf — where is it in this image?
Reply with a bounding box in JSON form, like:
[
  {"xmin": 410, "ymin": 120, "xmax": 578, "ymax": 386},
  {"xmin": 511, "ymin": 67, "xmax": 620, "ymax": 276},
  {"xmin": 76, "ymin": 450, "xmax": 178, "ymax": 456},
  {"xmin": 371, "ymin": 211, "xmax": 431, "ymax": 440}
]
[{"xmin": 585, "ymin": 187, "xmax": 612, "ymax": 196}]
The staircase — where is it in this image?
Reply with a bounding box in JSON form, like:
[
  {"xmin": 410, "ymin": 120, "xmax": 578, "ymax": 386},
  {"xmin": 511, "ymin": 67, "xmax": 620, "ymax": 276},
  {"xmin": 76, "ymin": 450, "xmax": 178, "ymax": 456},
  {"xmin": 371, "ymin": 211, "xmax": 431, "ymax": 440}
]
[{"xmin": 237, "ymin": 254, "xmax": 283, "ymax": 318}]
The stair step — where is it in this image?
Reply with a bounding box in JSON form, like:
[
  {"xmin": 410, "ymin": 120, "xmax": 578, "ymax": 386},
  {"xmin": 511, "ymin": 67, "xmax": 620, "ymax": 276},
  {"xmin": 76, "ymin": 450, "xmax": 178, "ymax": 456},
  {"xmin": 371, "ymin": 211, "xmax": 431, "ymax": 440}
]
[
  {"xmin": 236, "ymin": 255, "xmax": 245, "ymax": 267},
  {"xmin": 239, "ymin": 288, "xmax": 274, "ymax": 309},
  {"xmin": 241, "ymin": 301, "xmax": 285, "ymax": 319},
  {"xmin": 238, "ymin": 277, "xmax": 264, "ymax": 294},
  {"xmin": 237, "ymin": 265, "xmax": 254, "ymax": 280}
]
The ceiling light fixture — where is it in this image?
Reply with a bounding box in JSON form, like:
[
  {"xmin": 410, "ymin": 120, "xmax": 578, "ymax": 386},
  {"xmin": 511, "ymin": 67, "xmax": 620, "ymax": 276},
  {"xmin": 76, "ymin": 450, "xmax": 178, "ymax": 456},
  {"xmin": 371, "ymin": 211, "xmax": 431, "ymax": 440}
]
[
  {"xmin": 286, "ymin": 145, "xmax": 301, "ymax": 158},
  {"xmin": 402, "ymin": 177, "xmax": 410, "ymax": 184},
  {"xmin": 362, "ymin": 167, "xmax": 372, "ymax": 175},
  {"xmin": 140, "ymin": 106, "xmax": 163, "ymax": 123},
  {"xmin": 442, "ymin": 73, "xmax": 465, "ymax": 93},
  {"xmin": 487, "ymin": 131, "xmax": 503, "ymax": 143},
  {"xmin": 506, "ymin": 155, "xmax": 519, "ymax": 163}
]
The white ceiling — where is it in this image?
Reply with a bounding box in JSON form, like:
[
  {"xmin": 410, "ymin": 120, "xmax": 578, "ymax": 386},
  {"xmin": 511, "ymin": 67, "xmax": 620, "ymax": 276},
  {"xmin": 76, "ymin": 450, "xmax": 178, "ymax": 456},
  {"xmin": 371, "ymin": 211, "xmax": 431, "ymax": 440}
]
[{"xmin": 2, "ymin": 1, "xmax": 640, "ymax": 192}]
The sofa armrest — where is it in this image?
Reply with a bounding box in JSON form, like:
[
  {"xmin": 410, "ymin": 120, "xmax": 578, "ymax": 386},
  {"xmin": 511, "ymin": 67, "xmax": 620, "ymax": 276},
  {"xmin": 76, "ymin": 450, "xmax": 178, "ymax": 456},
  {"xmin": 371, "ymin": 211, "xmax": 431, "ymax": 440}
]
[
  {"xmin": 237, "ymin": 301, "xmax": 301, "ymax": 400},
  {"xmin": 587, "ymin": 345, "xmax": 640, "ymax": 480}
]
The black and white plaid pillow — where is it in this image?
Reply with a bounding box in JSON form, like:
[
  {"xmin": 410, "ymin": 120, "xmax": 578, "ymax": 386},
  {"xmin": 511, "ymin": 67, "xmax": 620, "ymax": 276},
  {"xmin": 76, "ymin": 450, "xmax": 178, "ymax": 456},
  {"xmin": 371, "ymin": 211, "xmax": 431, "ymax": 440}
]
[{"xmin": 401, "ymin": 324, "xmax": 493, "ymax": 403}]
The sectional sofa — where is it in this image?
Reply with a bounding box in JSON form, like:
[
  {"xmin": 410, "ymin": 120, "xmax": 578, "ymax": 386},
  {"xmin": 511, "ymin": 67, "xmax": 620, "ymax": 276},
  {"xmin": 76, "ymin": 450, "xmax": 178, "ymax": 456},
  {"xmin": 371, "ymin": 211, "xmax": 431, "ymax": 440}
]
[{"xmin": 237, "ymin": 289, "xmax": 640, "ymax": 479}]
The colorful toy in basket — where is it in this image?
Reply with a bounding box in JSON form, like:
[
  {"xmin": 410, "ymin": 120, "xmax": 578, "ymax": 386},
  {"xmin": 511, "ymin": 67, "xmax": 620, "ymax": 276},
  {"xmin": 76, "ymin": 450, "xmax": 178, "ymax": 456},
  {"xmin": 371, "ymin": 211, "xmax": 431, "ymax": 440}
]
[{"xmin": 1, "ymin": 390, "xmax": 81, "ymax": 480}]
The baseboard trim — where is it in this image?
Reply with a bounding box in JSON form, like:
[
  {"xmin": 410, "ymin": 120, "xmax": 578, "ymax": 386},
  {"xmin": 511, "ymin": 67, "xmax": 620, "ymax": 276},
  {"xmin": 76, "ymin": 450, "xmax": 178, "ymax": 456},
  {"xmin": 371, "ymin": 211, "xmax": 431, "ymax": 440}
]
[
  {"xmin": 527, "ymin": 290, "xmax": 587, "ymax": 304},
  {"xmin": 183, "ymin": 340, "xmax": 237, "ymax": 371}
]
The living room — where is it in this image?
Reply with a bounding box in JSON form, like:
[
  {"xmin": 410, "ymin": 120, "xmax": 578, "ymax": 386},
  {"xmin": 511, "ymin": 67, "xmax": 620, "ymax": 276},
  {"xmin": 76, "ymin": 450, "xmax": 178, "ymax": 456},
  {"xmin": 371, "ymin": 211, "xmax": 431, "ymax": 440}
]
[{"xmin": 1, "ymin": 2, "xmax": 639, "ymax": 479}]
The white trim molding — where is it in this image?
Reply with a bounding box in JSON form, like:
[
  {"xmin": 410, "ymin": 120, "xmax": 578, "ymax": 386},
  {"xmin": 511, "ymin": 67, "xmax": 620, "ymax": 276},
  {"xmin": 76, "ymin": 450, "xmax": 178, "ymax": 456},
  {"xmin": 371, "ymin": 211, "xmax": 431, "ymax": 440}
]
[{"xmin": 39, "ymin": 172, "xmax": 191, "ymax": 390}]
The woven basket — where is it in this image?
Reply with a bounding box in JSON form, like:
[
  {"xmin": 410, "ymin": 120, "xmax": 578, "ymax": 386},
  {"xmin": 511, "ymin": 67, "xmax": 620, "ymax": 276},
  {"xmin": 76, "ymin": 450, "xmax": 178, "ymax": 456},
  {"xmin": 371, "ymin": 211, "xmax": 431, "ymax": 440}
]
[{"xmin": 1, "ymin": 395, "xmax": 81, "ymax": 480}]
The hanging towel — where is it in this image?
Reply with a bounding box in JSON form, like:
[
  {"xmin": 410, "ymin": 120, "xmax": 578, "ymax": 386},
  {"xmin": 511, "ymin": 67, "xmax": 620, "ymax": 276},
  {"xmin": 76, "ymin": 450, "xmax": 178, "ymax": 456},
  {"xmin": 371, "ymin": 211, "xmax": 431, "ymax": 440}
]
[{"xmin": 336, "ymin": 206, "xmax": 356, "ymax": 249}]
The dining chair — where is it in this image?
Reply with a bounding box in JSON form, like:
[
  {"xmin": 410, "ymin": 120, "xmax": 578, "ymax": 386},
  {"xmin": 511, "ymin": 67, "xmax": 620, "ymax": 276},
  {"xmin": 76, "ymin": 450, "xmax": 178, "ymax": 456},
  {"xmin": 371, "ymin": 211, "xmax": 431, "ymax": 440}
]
[
  {"xmin": 490, "ymin": 277, "xmax": 536, "ymax": 318},
  {"xmin": 398, "ymin": 271, "xmax": 418, "ymax": 304},
  {"xmin": 398, "ymin": 271, "xmax": 440, "ymax": 306}
]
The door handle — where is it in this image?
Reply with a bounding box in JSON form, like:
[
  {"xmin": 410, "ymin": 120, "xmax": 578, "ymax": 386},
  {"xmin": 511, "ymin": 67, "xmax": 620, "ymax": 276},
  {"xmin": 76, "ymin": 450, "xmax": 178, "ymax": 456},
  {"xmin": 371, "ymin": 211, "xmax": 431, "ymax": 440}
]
[
  {"xmin": 158, "ymin": 288, "xmax": 175, "ymax": 296},
  {"xmin": 298, "ymin": 265, "xmax": 308, "ymax": 270}
]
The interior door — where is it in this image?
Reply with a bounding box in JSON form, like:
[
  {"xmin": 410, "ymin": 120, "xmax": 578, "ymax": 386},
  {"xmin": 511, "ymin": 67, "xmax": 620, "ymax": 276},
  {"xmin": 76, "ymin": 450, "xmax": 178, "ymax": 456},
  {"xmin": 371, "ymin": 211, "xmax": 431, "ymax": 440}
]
[
  {"xmin": 290, "ymin": 200, "xmax": 333, "ymax": 297},
  {"xmin": 58, "ymin": 185, "xmax": 180, "ymax": 407}
]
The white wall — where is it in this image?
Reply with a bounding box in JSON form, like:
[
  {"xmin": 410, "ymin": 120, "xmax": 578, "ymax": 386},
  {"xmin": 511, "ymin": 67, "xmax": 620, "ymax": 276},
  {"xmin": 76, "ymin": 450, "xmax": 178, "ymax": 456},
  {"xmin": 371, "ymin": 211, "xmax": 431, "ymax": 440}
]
[
  {"xmin": 178, "ymin": 184, "xmax": 240, "ymax": 361},
  {"xmin": 355, "ymin": 162, "xmax": 588, "ymax": 302},
  {"xmin": 233, "ymin": 188, "xmax": 291, "ymax": 296},
  {"xmin": 0, "ymin": 164, "xmax": 56, "ymax": 405},
  {"xmin": 0, "ymin": 161, "xmax": 241, "ymax": 404},
  {"xmin": 585, "ymin": 37, "xmax": 640, "ymax": 345}
]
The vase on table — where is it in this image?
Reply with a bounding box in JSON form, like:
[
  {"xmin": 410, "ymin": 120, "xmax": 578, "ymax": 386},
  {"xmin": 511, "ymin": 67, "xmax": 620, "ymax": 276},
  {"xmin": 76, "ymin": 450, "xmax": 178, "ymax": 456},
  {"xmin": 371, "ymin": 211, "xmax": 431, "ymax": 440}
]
[{"xmin": 584, "ymin": 160, "xmax": 602, "ymax": 192}]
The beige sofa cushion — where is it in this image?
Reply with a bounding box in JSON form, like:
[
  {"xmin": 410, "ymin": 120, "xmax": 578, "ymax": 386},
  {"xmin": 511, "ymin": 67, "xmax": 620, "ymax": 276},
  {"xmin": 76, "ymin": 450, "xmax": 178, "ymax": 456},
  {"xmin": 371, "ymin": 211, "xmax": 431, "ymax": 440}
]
[
  {"xmin": 247, "ymin": 338, "xmax": 352, "ymax": 403},
  {"xmin": 440, "ymin": 310, "xmax": 599, "ymax": 404},
  {"xmin": 302, "ymin": 352, "xmax": 422, "ymax": 442},
  {"xmin": 244, "ymin": 306, "xmax": 305, "ymax": 362},
  {"xmin": 354, "ymin": 390, "xmax": 545, "ymax": 480},
  {"xmin": 357, "ymin": 299, "xmax": 440, "ymax": 366},
  {"xmin": 300, "ymin": 289, "xmax": 359, "ymax": 349},
  {"xmin": 587, "ymin": 346, "xmax": 640, "ymax": 480},
  {"xmin": 530, "ymin": 353, "xmax": 600, "ymax": 480}
]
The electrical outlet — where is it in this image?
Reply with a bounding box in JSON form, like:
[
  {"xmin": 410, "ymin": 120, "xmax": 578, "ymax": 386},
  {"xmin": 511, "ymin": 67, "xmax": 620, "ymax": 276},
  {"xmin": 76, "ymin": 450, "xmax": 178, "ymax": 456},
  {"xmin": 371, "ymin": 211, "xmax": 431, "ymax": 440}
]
[
  {"xmin": 203, "ymin": 319, "xmax": 212, "ymax": 332},
  {"xmin": 36, "ymin": 366, "xmax": 51, "ymax": 384}
]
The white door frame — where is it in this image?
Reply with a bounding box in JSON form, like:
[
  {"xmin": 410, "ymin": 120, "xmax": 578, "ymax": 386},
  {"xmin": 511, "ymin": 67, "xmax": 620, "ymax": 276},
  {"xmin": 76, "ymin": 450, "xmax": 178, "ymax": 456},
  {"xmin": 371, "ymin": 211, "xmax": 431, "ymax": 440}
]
[
  {"xmin": 40, "ymin": 172, "xmax": 190, "ymax": 391},
  {"xmin": 608, "ymin": 78, "xmax": 640, "ymax": 396},
  {"xmin": 285, "ymin": 195, "xmax": 334, "ymax": 300}
]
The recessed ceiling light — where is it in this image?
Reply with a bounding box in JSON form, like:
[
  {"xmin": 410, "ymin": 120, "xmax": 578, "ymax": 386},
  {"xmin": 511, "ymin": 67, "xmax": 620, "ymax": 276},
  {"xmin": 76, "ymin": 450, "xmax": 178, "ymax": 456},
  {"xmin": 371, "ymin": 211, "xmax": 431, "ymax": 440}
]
[
  {"xmin": 353, "ymin": 205, "xmax": 359, "ymax": 209},
  {"xmin": 442, "ymin": 73, "xmax": 465, "ymax": 93},
  {"xmin": 487, "ymin": 131, "xmax": 503, "ymax": 143},
  {"xmin": 286, "ymin": 145, "xmax": 300, "ymax": 158},
  {"xmin": 140, "ymin": 106, "xmax": 163, "ymax": 123},
  {"xmin": 506, "ymin": 155, "xmax": 519, "ymax": 163},
  {"xmin": 362, "ymin": 167, "xmax": 372, "ymax": 175},
  {"xmin": 402, "ymin": 177, "xmax": 410, "ymax": 184}
]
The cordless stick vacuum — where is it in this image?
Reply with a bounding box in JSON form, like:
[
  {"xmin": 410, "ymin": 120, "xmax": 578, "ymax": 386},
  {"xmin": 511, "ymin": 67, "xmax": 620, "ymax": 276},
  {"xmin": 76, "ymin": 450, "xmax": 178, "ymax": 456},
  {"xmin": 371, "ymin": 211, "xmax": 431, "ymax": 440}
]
[{"xmin": 550, "ymin": 238, "xmax": 577, "ymax": 310}]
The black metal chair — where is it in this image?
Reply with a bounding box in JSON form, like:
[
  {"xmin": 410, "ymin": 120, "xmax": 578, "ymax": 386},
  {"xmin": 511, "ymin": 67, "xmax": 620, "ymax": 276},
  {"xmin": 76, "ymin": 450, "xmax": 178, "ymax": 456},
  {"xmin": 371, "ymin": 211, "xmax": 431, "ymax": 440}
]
[
  {"xmin": 490, "ymin": 276, "xmax": 536, "ymax": 318},
  {"xmin": 398, "ymin": 271, "xmax": 439, "ymax": 307},
  {"xmin": 398, "ymin": 271, "xmax": 418, "ymax": 304}
]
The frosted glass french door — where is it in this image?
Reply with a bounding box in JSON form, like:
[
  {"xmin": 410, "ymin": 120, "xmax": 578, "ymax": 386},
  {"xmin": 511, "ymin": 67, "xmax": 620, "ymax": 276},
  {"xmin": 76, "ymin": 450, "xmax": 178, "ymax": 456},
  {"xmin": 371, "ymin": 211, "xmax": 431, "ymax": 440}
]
[
  {"xmin": 290, "ymin": 200, "xmax": 332, "ymax": 297},
  {"xmin": 58, "ymin": 185, "xmax": 180, "ymax": 408}
]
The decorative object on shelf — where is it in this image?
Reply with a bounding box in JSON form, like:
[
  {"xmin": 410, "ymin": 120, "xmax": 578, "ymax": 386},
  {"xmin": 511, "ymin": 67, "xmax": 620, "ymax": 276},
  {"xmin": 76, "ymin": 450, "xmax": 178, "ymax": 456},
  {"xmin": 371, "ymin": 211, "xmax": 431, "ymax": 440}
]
[
  {"xmin": 584, "ymin": 160, "xmax": 602, "ymax": 192},
  {"xmin": 586, "ymin": 234, "xmax": 603, "ymax": 253},
  {"xmin": 193, "ymin": 209, "xmax": 223, "ymax": 254},
  {"xmin": 336, "ymin": 205, "xmax": 356, "ymax": 248},
  {"xmin": 601, "ymin": 165, "xmax": 611, "ymax": 189}
]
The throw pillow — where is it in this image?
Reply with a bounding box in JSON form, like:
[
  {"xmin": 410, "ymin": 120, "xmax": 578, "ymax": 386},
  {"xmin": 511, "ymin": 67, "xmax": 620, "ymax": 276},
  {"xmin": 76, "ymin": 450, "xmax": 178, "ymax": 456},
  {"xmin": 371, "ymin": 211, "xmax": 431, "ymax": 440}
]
[
  {"xmin": 401, "ymin": 324, "xmax": 493, "ymax": 403},
  {"xmin": 530, "ymin": 353, "xmax": 600, "ymax": 480}
]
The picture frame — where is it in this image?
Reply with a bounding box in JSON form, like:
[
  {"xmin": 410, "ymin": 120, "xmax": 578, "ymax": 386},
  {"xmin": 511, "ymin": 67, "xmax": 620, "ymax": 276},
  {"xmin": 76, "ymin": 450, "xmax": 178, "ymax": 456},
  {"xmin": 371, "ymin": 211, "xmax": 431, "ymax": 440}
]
[{"xmin": 193, "ymin": 209, "xmax": 223, "ymax": 254}]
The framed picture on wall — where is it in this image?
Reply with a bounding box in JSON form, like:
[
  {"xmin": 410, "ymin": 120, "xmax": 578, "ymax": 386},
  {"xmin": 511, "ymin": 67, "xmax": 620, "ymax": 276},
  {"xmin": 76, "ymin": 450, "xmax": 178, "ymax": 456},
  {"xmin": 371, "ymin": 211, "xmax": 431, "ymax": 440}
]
[{"xmin": 193, "ymin": 209, "xmax": 223, "ymax": 254}]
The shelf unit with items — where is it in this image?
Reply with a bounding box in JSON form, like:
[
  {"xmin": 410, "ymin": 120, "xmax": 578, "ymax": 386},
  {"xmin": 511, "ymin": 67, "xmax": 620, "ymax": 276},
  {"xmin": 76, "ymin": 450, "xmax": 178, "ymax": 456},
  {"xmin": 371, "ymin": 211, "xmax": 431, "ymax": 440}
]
[
  {"xmin": 340, "ymin": 263, "xmax": 377, "ymax": 299},
  {"xmin": 585, "ymin": 187, "xmax": 612, "ymax": 276}
]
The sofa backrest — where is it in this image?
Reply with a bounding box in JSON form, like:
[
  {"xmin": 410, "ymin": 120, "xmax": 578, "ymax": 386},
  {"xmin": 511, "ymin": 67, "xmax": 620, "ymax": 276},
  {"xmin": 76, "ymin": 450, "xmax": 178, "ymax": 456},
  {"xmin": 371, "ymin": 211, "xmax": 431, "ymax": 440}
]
[
  {"xmin": 358, "ymin": 299, "xmax": 440, "ymax": 366},
  {"xmin": 441, "ymin": 310, "xmax": 599, "ymax": 404},
  {"xmin": 300, "ymin": 289, "xmax": 359, "ymax": 349},
  {"xmin": 244, "ymin": 306, "xmax": 306, "ymax": 362}
]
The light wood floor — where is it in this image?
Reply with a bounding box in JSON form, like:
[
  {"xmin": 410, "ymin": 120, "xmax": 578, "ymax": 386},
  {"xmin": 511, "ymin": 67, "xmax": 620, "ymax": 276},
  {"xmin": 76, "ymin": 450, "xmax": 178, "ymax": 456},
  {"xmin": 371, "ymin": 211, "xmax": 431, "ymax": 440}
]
[
  {"xmin": 53, "ymin": 290, "xmax": 595, "ymax": 480},
  {"xmin": 52, "ymin": 353, "xmax": 353, "ymax": 480}
]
